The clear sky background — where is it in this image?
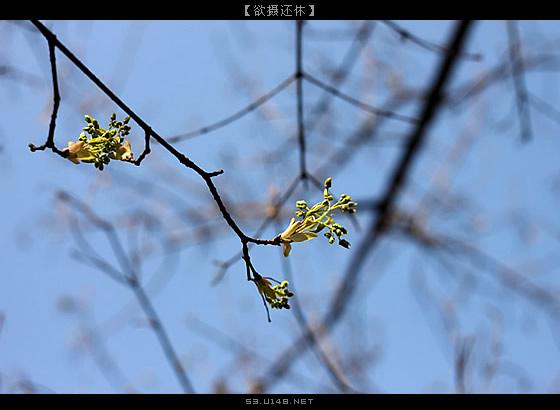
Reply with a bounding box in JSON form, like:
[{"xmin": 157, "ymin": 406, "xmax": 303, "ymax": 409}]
[{"xmin": 1, "ymin": 20, "xmax": 560, "ymax": 393}]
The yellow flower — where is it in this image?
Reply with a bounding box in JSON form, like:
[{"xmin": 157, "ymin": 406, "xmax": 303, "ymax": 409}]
[
  {"xmin": 64, "ymin": 141, "xmax": 95, "ymax": 164},
  {"xmin": 63, "ymin": 139, "xmax": 134, "ymax": 165},
  {"xmin": 279, "ymin": 217, "xmax": 318, "ymax": 257},
  {"xmin": 256, "ymin": 277, "xmax": 277, "ymax": 301},
  {"xmin": 115, "ymin": 140, "xmax": 134, "ymax": 162},
  {"xmin": 255, "ymin": 277, "xmax": 293, "ymax": 310}
]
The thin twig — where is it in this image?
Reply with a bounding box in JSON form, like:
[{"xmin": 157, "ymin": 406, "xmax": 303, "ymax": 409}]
[
  {"xmin": 28, "ymin": 37, "xmax": 65, "ymax": 156},
  {"xmin": 168, "ymin": 74, "xmax": 296, "ymax": 143},
  {"xmin": 295, "ymin": 20, "xmax": 307, "ymax": 183},
  {"xmin": 211, "ymin": 175, "xmax": 302, "ymax": 284},
  {"xmin": 186, "ymin": 317, "xmax": 331, "ymax": 392},
  {"xmin": 277, "ymin": 225, "xmax": 358, "ymax": 393},
  {"xmin": 448, "ymin": 53, "xmax": 560, "ymax": 108},
  {"xmin": 134, "ymin": 128, "xmax": 151, "ymax": 165},
  {"xmin": 303, "ymin": 21, "xmax": 376, "ymax": 135},
  {"xmin": 381, "ymin": 20, "xmax": 481, "ymax": 61},
  {"xmin": 528, "ymin": 91, "xmax": 560, "ymax": 125},
  {"xmin": 304, "ymin": 72, "xmax": 418, "ymax": 124},
  {"xmin": 506, "ymin": 20, "xmax": 532, "ymax": 142},
  {"xmin": 455, "ymin": 336, "xmax": 474, "ymax": 394}
]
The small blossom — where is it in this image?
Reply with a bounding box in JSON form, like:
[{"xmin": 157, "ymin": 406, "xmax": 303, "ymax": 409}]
[
  {"xmin": 278, "ymin": 178, "xmax": 358, "ymax": 257},
  {"xmin": 116, "ymin": 140, "xmax": 134, "ymax": 162},
  {"xmin": 279, "ymin": 217, "xmax": 318, "ymax": 257},
  {"xmin": 256, "ymin": 277, "xmax": 294, "ymax": 310},
  {"xmin": 64, "ymin": 140, "xmax": 95, "ymax": 164}
]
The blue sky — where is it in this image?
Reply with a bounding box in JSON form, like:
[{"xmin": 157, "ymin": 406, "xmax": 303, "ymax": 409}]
[{"xmin": 1, "ymin": 20, "xmax": 560, "ymax": 393}]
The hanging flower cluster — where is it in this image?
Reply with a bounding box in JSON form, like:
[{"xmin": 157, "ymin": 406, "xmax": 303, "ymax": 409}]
[{"xmin": 255, "ymin": 277, "xmax": 294, "ymax": 310}]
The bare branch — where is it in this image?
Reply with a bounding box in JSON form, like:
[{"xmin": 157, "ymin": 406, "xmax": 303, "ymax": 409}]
[
  {"xmin": 381, "ymin": 20, "xmax": 481, "ymax": 61},
  {"xmin": 303, "ymin": 72, "xmax": 418, "ymax": 124},
  {"xmin": 168, "ymin": 74, "xmax": 296, "ymax": 143}
]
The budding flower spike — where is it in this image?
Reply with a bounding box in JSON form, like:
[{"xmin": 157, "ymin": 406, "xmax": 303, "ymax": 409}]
[
  {"xmin": 279, "ymin": 177, "xmax": 358, "ymax": 257},
  {"xmin": 62, "ymin": 113, "xmax": 134, "ymax": 171}
]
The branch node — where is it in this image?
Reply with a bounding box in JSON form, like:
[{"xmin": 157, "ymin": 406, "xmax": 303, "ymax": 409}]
[
  {"xmin": 28, "ymin": 143, "xmax": 42, "ymax": 152},
  {"xmin": 206, "ymin": 169, "xmax": 224, "ymax": 178}
]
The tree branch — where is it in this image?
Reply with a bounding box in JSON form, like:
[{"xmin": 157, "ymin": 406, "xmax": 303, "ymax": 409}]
[{"xmin": 251, "ymin": 20, "xmax": 475, "ymax": 393}]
